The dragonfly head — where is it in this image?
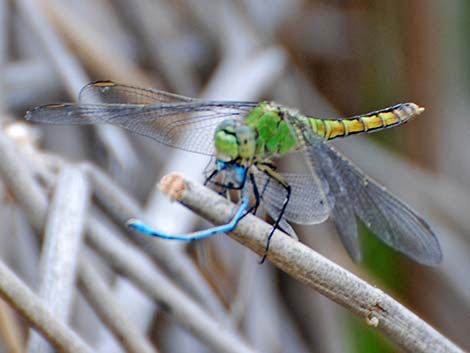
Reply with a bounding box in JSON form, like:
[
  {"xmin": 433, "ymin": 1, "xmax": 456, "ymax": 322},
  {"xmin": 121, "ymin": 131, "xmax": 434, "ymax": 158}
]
[
  {"xmin": 214, "ymin": 119, "xmax": 256, "ymax": 163},
  {"xmin": 213, "ymin": 119, "xmax": 255, "ymax": 189}
]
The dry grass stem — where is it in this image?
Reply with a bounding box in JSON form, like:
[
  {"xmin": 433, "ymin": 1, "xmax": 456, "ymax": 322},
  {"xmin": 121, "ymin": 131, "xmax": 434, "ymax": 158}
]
[{"xmin": 159, "ymin": 173, "xmax": 465, "ymax": 353}]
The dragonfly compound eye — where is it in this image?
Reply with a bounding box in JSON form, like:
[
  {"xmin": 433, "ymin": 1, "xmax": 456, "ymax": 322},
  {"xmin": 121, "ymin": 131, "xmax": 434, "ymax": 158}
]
[
  {"xmin": 235, "ymin": 125, "xmax": 256, "ymax": 159},
  {"xmin": 214, "ymin": 119, "xmax": 239, "ymax": 162}
]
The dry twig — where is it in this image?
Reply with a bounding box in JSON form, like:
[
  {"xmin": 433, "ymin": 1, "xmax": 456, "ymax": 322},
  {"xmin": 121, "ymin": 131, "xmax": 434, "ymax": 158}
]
[
  {"xmin": 156, "ymin": 172, "xmax": 465, "ymax": 353},
  {"xmin": 26, "ymin": 165, "xmax": 90, "ymax": 353},
  {"xmin": 0, "ymin": 259, "xmax": 94, "ymax": 353},
  {"xmin": 78, "ymin": 258, "xmax": 159, "ymax": 353}
]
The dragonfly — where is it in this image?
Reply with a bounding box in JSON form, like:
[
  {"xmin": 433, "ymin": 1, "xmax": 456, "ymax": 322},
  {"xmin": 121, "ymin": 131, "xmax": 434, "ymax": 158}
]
[{"xmin": 25, "ymin": 81, "xmax": 442, "ymax": 265}]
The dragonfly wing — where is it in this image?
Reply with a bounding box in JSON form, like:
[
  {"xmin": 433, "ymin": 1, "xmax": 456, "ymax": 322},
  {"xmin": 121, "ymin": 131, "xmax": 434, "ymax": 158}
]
[
  {"xmin": 317, "ymin": 142, "xmax": 443, "ymax": 265},
  {"xmin": 284, "ymin": 114, "xmax": 441, "ymax": 264},
  {"xmin": 304, "ymin": 142, "xmax": 362, "ymax": 262},
  {"xmin": 79, "ymin": 81, "xmax": 195, "ymax": 104},
  {"xmin": 254, "ymin": 170, "xmax": 332, "ymax": 225},
  {"xmin": 331, "ymin": 193, "xmax": 361, "ymax": 262},
  {"xmin": 282, "ymin": 114, "xmax": 362, "ymax": 260},
  {"xmin": 25, "ymin": 101, "xmax": 257, "ymax": 155},
  {"xmin": 278, "ymin": 218, "xmax": 299, "ymax": 240}
]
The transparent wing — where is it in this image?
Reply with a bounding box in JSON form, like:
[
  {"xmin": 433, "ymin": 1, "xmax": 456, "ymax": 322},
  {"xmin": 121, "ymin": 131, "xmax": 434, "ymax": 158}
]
[
  {"xmin": 284, "ymin": 114, "xmax": 442, "ymax": 265},
  {"xmin": 253, "ymin": 169, "xmax": 333, "ymax": 225},
  {"xmin": 25, "ymin": 101, "xmax": 257, "ymax": 155},
  {"xmin": 79, "ymin": 81, "xmax": 195, "ymax": 104},
  {"xmin": 321, "ymin": 143, "xmax": 442, "ymax": 265},
  {"xmin": 277, "ymin": 218, "xmax": 299, "ymax": 240},
  {"xmin": 298, "ymin": 135, "xmax": 361, "ymax": 261}
]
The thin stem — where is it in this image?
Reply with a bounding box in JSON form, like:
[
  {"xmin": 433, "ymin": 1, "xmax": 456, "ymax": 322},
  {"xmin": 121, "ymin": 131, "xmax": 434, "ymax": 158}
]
[
  {"xmin": 0, "ymin": 260, "xmax": 94, "ymax": 353},
  {"xmin": 78, "ymin": 256, "xmax": 159, "ymax": 353},
  {"xmin": 26, "ymin": 165, "xmax": 90, "ymax": 353},
  {"xmin": 158, "ymin": 172, "xmax": 465, "ymax": 353},
  {"xmin": 0, "ymin": 300, "xmax": 24, "ymax": 353}
]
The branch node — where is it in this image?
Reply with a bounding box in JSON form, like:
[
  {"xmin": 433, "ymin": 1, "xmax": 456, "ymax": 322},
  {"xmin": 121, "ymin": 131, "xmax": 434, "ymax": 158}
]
[{"xmin": 158, "ymin": 172, "xmax": 187, "ymax": 201}]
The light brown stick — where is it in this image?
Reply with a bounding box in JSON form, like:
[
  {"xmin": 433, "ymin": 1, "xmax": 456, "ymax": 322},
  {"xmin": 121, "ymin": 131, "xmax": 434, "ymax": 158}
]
[{"xmin": 157, "ymin": 172, "xmax": 464, "ymax": 353}]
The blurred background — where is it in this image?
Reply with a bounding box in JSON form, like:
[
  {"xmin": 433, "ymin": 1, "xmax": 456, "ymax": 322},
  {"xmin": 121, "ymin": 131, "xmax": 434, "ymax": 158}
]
[{"xmin": 0, "ymin": 1, "xmax": 468, "ymax": 352}]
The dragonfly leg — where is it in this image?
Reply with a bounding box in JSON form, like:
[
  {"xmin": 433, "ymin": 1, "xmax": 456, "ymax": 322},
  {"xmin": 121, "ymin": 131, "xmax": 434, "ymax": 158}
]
[
  {"xmin": 256, "ymin": 164, "xmax": 292, "ymax": 264},
  {"xmin": 246, "ymin": 173, "xmax": 261, "ymax": 215},
  {"xmin": 204, "ymin": 169, "xmax": 225, "ymax": 196},
  {"xmin": 259, "ymin": 177, "xmax": 271, "ymax": 198},
  {"xmin": 246, "ymin": 170, "xmax": 273, "ymax": 217},
  {"xmin": 204, "ymin": 169, "xmax": 218, "ymax": 186},
  {"xmin": 126, "ymin": 192, "xmax": 250, "ymax": 241},
  {"xmin": 259, "ymin": 185, "xmax": 291, "ymax": 264}
]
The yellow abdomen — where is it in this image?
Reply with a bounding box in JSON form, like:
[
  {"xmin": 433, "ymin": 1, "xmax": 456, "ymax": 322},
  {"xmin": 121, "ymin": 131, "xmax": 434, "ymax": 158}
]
[{"xmin": 306, "ymin": 103, "xmax": 424, "ymax": 141}]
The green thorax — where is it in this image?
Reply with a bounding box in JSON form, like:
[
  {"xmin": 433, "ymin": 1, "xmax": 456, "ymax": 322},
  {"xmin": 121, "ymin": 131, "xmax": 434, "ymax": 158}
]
[{"xmin": 243, "ymin": 102, "xmax": 298, "ymax": 158}]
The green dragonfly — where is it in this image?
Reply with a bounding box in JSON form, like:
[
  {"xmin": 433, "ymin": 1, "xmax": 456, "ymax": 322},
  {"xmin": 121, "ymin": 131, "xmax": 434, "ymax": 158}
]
[{"xmin": 25, "ymin": 81, "xmax": 442, "ymax": 265}]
